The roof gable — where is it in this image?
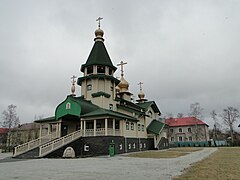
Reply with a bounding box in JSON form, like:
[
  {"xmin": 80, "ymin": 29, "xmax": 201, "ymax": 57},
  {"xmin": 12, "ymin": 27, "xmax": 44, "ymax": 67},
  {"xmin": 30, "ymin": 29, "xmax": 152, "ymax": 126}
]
[
  {"xmin": 165, "ymin": 117, "xmax": 208, "ymax": 127},
  {"xmin": 137, "ymin": 101, "xmax": 161, "ymax": 115}
]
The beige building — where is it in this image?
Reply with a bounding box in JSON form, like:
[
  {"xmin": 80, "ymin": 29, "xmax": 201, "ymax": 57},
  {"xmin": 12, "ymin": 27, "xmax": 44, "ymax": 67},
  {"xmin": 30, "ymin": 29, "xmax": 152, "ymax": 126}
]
[
  {"xmin": 165, "ymin": 117, "xmax": 209, "ymax": 146},
  {"xmin": 13, "ymin": 21, "xmax": 168, "ymax": 158}
]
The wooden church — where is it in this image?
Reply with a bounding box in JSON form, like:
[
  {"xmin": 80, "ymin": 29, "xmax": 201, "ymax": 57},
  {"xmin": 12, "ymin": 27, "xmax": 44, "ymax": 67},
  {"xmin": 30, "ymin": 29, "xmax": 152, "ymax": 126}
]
[{"xmin": 13, "ymin": 19, "xmax": 168, "ymax": 158}]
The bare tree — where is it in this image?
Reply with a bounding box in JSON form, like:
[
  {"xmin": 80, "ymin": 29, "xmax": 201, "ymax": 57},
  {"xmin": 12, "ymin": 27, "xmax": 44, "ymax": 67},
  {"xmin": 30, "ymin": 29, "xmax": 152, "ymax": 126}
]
[
  {"xmin": 210, "ymin": 110, "xmax": 218, "ymax": 141},
  {"xmin": 177, "ymin": 113, "xmax": 184, "ymax": 118},
  {"xmin": 2, "ymin": 104, "xmax": 20, "ymax": 129},
  {"xmin": 165, "ymin": 112, "xmax": 174, "ymax": 119},
  {"xmin": 221, "ymin": 106, "xmax": 239, "ymax": 145},
  {"xmin": 189, "ymin": 102, "xmax": 204, "ymax": 141}
]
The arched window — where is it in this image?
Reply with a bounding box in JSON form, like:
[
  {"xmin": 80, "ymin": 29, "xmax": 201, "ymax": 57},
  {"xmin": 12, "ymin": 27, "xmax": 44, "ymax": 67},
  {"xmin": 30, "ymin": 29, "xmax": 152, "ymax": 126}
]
[
  {"xmin": 66, "ymin": 102, "xmax": 71, "ymax": 110},
  {"xmin": 87, "ymin": 84, "xmax": 92, "ymax": 91}
]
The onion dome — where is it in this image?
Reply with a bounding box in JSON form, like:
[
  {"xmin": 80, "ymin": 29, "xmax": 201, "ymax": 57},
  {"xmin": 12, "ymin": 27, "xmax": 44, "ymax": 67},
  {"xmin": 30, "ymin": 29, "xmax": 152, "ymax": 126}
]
[
  {"xmin": 118, "ymin": 76, "xmax": 129, "ymax": 92},
  {"xmin": 95, "ymin": 28, "xmax": 104, "ymax": 38},
  {"xmin": 138, "ymin": 90, "xmax": 145, "ymax": 99}
]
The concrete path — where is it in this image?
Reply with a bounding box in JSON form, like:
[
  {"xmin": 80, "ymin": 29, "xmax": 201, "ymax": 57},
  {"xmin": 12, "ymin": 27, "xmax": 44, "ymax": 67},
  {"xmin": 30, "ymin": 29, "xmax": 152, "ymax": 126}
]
[{"xmin": 0, "ymin": 148, "xmax": 217, "ymax": 180}]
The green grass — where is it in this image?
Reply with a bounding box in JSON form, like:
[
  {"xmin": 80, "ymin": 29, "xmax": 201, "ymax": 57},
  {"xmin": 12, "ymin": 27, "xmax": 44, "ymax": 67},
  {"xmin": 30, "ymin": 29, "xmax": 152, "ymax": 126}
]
[{"xmin": 173, "ymin": 147, "xmax": 240, "ymax": 180}]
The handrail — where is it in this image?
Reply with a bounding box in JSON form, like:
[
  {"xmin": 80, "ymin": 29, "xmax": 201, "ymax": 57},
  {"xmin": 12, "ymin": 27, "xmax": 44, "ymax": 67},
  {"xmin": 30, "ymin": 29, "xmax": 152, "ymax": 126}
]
[
  {"xmin": 13, "ymin": 132, "xmax": 57, "ymax": 157},
  {"xmin": 39, "ymin": 129, "xmax": 82, "ymax": 157}
]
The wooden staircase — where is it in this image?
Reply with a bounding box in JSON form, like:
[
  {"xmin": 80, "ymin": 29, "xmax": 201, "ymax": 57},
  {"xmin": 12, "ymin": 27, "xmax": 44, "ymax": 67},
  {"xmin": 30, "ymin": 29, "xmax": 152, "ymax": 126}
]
[{"xmin": 13, "ymin": 130, "xmax": 82, "ymax": 158}]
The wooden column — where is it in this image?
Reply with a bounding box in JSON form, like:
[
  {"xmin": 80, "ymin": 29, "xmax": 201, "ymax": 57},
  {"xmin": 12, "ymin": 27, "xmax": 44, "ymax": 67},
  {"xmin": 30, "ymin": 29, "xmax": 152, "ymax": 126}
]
[
  {"xmin": 47, "ymin": 124, "xmax": 51, "ymax": 135},
  {"xmin": 94, "ymin": 119, "xmax": 96, "ymax": 136},
  {"xmin": 113, "ymin": 119, "xmax": 115, "ymax": 136},
  {"xmin": 105, "ymin": 118, "xmax": 108, "ymax": 136},
  {"xmin": 83, "ymin": 120, "xmax": 86, "ymax": 136}
]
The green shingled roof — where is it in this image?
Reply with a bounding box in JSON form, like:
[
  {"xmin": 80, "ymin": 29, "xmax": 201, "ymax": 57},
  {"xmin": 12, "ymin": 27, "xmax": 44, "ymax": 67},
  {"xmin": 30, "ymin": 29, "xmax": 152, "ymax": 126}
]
[
  {"xmin": 137, "ymin": 101, "xmax": 161, "ymax": 114},
  {"xmin": 81, "ymin": 41, "xmax": 117, "ymax": 72},
  {"xmin": 147, "ymin": 120, "xmax": 165, "ymax": 135}
]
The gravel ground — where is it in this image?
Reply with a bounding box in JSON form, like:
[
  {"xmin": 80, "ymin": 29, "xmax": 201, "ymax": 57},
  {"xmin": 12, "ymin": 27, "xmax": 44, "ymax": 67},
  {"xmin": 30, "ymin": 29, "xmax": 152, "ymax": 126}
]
[{"xmin": 0, "ymin": 148, "xmax": 217, "ymax": 180}]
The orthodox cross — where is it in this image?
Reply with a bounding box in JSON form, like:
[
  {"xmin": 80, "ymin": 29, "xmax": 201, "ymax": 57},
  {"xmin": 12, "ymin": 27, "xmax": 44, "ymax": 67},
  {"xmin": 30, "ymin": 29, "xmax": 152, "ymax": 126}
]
[
  {"xmin": 96, "ymin": 17, "xmax": 103, "ymax": 28},
  {"xmin": 70, "ymin": 75, "xmax": 77, "ymax": 96},
  {"xmin": 117, "ymin": 61, "xmax": 127, "ymax": 76},
  {"xmin": 138, "ymin": 82, "xmax": 143, "ymax": 90},
  {"xmin": 71, "ymin": 75, "xmax": 77, "ymax": 85}
]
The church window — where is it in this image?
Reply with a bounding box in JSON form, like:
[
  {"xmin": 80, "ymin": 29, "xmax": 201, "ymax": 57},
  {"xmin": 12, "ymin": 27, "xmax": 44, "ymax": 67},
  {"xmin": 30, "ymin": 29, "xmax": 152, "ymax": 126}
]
[
  {"xmin": 138, "ymin": 124, "xmax": 141, "ymax": 131},
  {"xmin": 66, "ymin": 102, "xmax": 71, "ymax": 110},
  {"xmin": 144, "ymin": 143, "xmax": 146, "ymax": 148},
  {"xmin": 109, "ymin": 104, "xmax": 113, "ymax": 110},
  {"xmin": 148, "ymin": 111, "xmax": 153, "ymax": 118},
  {"xmin": 126, "ymin": 122, "xmax": 129, "ymax": 130},
  {"xmin": 131, "ymin": 122, "xmax": 134, "ymax": 130},
  {"xmin": 87, "ymin": 84, "xmax": 92, "ymax": 91},
  {"xmin": 141, "ymin": 124, "xmax": 144, "ymax": 131},
  {"xmin": 140, "ymin": 143, "xmax": 142, "ymax": 149},
  {"xmin": 115, "ymin": 120, "xmax": 119, "ymax": 129},
  {"xmin": 119, "ymin": 144, "xmax": 123, "ymax": 150},
  {"xmin": 110, "ymin": 86, "xmax": 113, "ymax": 91},
  {"xmin": 128, "ymin": 143, "xmax": 131, "ymax": 150},
  {"xmin": 133, "ymin": 143, "xmax": 136, "ymax": 149},
  {"xmin": 87, "ymin": 66, "xmax": 93, "ymax": 74},
  {"xmin": 109, "ymin": 68, "xmax": 113, "ymax": 75},
  {"xmin": 97, "ymin": 66, "xmax": 105, "ymax": 74},
  {"xmin": 179, "ymin": 128, "xmax": 183, "ymax": 133}
]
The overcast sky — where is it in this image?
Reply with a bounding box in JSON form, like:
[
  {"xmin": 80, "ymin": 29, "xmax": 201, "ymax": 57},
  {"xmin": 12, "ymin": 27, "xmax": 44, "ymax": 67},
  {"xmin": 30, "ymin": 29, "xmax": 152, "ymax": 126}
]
[{"xmin": 1, "ymin": 0, "xmax": 240, "ymax": 129}]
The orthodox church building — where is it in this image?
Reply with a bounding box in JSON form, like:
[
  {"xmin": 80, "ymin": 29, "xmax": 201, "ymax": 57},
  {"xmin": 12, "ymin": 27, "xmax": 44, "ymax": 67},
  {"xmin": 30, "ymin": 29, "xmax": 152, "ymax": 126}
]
[{"xmin": 13, "ymin": 20, "xmax": 168, "ymax": 158}]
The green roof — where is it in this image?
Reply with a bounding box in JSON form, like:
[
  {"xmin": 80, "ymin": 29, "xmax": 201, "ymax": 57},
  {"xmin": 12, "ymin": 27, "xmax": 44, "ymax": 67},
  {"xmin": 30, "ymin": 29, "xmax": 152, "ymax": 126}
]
[
  {"xmin": 81, "ymin": 41, "xmax": 117, "ymax": 72},
  {"xmin": 55, "ymin": 95, "xmax": 99, "ymax": 120},
  {"xmin": 92, "ymin": 91, "xmax": 111, "ymax": 98},
  {"xmin": 137, "ymin": 101, "xmax": 161, "ymax": 114},
  {"xmin": 34, "ymin": 116, "xmax": 55, "ymax": 123},
  {"xmin": 147, "ymin": 120, "xmax": 165, "ymax": 135}
]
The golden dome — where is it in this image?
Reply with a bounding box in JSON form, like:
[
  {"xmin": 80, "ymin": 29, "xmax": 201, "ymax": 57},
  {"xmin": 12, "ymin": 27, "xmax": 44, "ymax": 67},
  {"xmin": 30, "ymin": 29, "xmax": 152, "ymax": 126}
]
[
  {"xmin": 118, "ymin": 76, "xmax": 129, "ymax": 91},
  {"xmin": 95, "ymin": 28, "xmax": 104, "ymax": 38},
  {"xmin": 138, "ymin": 90, "xmax": 145, "ymax": 99}
]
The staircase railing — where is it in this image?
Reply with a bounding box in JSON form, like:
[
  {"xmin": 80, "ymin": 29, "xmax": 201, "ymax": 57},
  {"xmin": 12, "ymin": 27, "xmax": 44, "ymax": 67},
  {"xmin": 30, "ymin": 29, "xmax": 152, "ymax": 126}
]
[
  {"xmin": 13, "ymin": 132, "xmax": 57, "ymax": 157},
  {"xmin": 39, "ymin": 129, "xmax": 82, "ymax": 157}
]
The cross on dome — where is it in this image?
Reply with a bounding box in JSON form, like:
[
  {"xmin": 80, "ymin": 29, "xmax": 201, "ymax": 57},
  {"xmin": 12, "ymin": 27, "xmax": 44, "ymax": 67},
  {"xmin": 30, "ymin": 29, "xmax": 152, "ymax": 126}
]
[
  {"xmin": 96, "ymin": 17, "xmax": 103, "ymax": 28},
  {"xmin": 117, "ymin": 61, "xmax": 127, "ymax": 77},
  {"xmin": 138, "ymin": 82, "xmax": 143, "ymax": 91},
  {"xmin": 70, "ymin": 75, "xmax": 77, "ymax": 96}
]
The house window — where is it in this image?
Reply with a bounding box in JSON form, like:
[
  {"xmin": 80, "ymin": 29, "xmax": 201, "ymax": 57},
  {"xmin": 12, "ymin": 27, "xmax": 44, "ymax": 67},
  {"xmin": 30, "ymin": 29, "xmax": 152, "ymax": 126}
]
[
  {"xmin": 138, "ymin": 124, "xmax": 141, "ymax": 131},
  {"xmin": 170, "ymin": 137, "xmax": 174, "ymax": 141},
  {"xmin": 189, "ymin": 136, "xmax": 192, "ymax": 141},
  {"xmin": 131, "ymin": 122, "xmax": 134, "ymax": 130},
  {"xmin": 179, "ymin": 128, "xmax": 183, "ymax": 133},
  {"xmin": 87, "ymin": 66, "xmax": 93, "ymax": 74},
  {"xmin": 126, "ymin": 122, "xmax": 129, "ymax": 130},
  {"xmin": 170, "ymin": 128, "xmax": 173, "ymax": 133},
  {"xmin": 66, "ymin": 102, "xmax": 71, "ymax": 110},
  {"xmin": 87, "ymin": 84, "xmax": 92, "ymax": 91},
  {"xmin": 188, "ymin": 128, "xmax": 192, "ymax": 133},
  {"xmin": 109, "ymin": 104, "xmax": 113, "ymax": 110},
  {"xmin": 178, "ymin": 136, "xmax": 183, "ymax": 141},
  {"xmin": 141, "ymin": 124, "xmax": 144, "ymax": 131},
  {"xmin": 97, "ymin": 66, "xmax": 105, "ymax": 73}
]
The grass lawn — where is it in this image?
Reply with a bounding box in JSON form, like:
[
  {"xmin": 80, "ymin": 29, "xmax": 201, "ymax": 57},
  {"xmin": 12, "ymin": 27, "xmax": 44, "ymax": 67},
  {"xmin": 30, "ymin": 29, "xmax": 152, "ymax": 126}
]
[
  {"xmin": 174, "ymin": 147, "xmax": 240, "ymax": 180},
  {"xmin": 126, "ymin": 147, "xmax": 203, "ymax": 158}
]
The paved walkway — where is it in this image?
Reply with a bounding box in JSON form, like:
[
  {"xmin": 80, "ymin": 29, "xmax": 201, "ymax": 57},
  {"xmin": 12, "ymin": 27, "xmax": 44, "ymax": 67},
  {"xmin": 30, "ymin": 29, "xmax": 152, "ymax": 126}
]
[{"xmin": 0, "ymin": 148, "xmax": 217, "ymax": 180}]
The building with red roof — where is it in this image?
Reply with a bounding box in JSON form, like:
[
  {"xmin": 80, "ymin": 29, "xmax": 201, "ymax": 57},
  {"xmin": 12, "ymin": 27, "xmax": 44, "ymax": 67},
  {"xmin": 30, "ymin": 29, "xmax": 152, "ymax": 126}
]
[
  {"xmin": 0, "ymin": 128, "xmax": 9, "ymax": 147},
  {"xmin": 165, "ymin": 117, "xmax": 209, "ymax": 146}
]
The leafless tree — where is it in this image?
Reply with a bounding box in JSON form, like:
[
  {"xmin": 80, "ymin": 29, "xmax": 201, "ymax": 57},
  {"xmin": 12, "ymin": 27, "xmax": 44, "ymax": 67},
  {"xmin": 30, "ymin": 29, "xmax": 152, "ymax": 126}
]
[
  {"xmin": 189, "ymin": 102, "xmax": 204, "ymax": 141},
  {"xmin": 165, "ymin": 112, "xmax": 174, "ymax": 119},
  {"xmin": 2, "ymin": 104, "xmax": 20, "ymax": 129},
  {"xmin": 210, "ymin": 110, "xmax": 218, "ymax": 140},
  {"xmin": 221, "ymin": 106, "xmax": 239, "ymax": 145},
  {"xmin": 177, "ymin": 113, "xmax": 184, "ymax": 118}
]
